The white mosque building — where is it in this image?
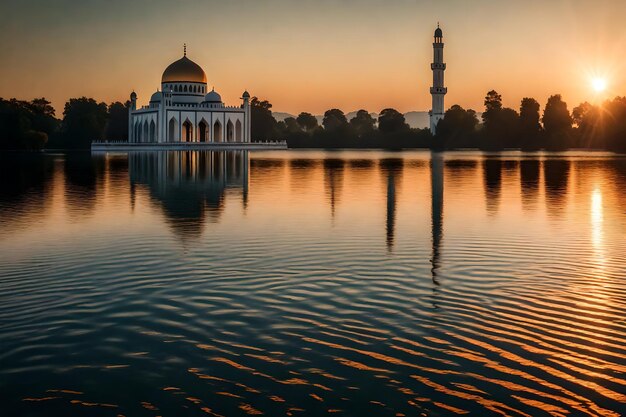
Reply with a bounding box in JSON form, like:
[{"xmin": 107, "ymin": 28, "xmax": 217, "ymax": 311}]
[{"xmin": 128, "ymin": 46, "xmax": 251, "ymax": 144}]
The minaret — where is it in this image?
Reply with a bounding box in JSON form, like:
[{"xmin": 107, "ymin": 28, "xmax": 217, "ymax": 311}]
[{"xmin": 429, "ymin": 24, "xmax": 447, "ymax": 134}]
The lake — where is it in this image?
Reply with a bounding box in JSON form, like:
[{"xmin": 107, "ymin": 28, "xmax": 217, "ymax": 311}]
[{"xmin": 1, "ymin": 150, "xmax": 625, "ymax": 417}]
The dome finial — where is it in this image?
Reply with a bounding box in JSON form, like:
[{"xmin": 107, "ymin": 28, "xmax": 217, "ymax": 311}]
[{"xmin": 184, "ymin": 43, "xmax": 186, "ymax": 57}]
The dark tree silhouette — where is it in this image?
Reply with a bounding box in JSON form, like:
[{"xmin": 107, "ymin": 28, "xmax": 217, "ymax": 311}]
[
  {"xmin": 378, "ymin": 108, "xmax": 409, "ymax": 133},
  {"xmin": 283, "ymin": 117, "xmax": 301, "ymax": 133},
  {"xmin": 105, "ymin": 101, "xmax": 130, "ymax": 141},
  {"xmin": 250, "ymin": 97, "xmax": 278, "ymax": 141},
  {"xmin": 349, "ymin": 109, "xmax": 375, "ymax": 136},
  {"xmin": 519, "ymin": 98, "xmax": 542, "ymax": 150},
  {"xmin": 480, "ymin": 91, "xmax": 519, "ymax": 150},
  {"xmin": 434, "ymin": 105, "xmax": 478, "ymax": 149},
  {"xmin": 61, "ymin": 97, "xmax": 108, "ymax": 149},
  {"xmin": 296, "ymin": 112, "xmax": 318, "ymax": 132},
  {"xmin": 0, "ymin": 98, "xmax": 58, "ymax": 150},
  {"xmin": 322, "ymin": 109, "xmax": 348, "ymax": 132},
  {"xmin": 543, "ymin": 94, "xmax": 573, "ymax": 150}
]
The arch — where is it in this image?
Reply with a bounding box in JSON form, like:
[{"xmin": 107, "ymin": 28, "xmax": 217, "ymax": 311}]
[
  {"xmin": 235, "ymin": 119, "xmax": 242, "ymax": 142},
  {"xmin": 198, "ymin": 119, "xmax": 208, "ymax": 142},
  {"xmin": 134, "ymin": 121, "xmax": 141, "ymax": 143},
  {"xmin": 143, "ymin": 120, "xmax": 149, "ymax": 143},
  {"xmin": 174, "ymin": 85, "xmax": 179, "ymax": 92},
  {"xmin": 184, "ymin": 85, "xmax": 188, "ymax": 93},
  {"xmin": 226, "ymin": 120, "xmax": 234, "ymax": 142},
  {"xmin": 149, "ymin": 120, "xmax": 156, "ymax": 142},
  {"xmin": 183, "ymin": 119, "xmax": 193, "ymax": 142},
  {"xmin": 213, "ymin": 120, "xmax": 223, "ymax": 143},
  {"xmin": 168, "ymin": 117, "xmax": 178, "ymax": 142}
]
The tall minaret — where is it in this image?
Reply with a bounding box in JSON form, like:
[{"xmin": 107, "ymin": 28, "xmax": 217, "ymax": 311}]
[{"xmin": 429, "ymin": 24, "xmax": 447, "ymax": 134}]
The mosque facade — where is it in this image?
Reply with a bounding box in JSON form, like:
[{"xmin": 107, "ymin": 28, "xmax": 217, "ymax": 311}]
[{"xmin": 128, "ymin": 46, "xmax": 251, "ymax": 143}]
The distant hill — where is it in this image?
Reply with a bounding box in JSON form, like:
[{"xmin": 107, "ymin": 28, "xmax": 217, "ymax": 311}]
[{"xmin": 273, "ymin": 111, "xmax": 431, "ymax": 129}]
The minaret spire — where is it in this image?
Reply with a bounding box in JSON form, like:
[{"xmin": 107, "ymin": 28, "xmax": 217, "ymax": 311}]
[
  {"xmin": 184, "ymin": 43, "xmax": 187, "ymax": 57},
  {"xmin": 429, "ymin": 24, "xmax": 447, "ymax": 135}
]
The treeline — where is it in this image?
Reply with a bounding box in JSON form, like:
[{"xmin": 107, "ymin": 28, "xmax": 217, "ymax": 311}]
[
  {"xmin": 435, "ymin": 90, "xmax": 626, "ymax": 152},
  {"xmin": 2, "ymin": 92, "xmax": 625, "ymax": 151},
  {"xmin": 0, "ymin": 97, "xmax": 129, "ymax": 150},
  {"xmin": 251, "ymin": 92, "xmax": 626, "ymax": 152},
  {"xmin": 251, "ymin": 97, "xmax": 431, "ymax": 148}
]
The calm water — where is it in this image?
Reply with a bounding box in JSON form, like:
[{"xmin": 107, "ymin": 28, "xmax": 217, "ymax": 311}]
[{"xmin": 1, "ymin": 150, "xmax": 625, "ymax": 417}]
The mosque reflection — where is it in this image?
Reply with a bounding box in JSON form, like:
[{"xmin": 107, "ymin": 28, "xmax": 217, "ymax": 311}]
[{"xmin": 129, "ymin": 151, "xmax": 248, "ymax": 239}]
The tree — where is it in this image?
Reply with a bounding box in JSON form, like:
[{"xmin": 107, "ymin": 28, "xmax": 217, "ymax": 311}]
[
  {"xmin": 434, "ymin": 105, "xmax": 478, "ymax": 149},
  {"xmin": 519, "ymin": 98, "xmax": 542, "ymax": 150},
  {"xmin": 480, "ymin": 90, "xmax": 519, "ymax": 149},
  {"xmin": 542, "ymin": 94, "xmax": 573, "ymax": 150},
  {"xmin": 322, "ymin": 109, "xmax": 348, "ymax": 132},
  {"xmin": 61, "ymin": 97, "xmax": 108, "ymax": 149},
  {"xmin": 0, "ymin": 97, "xmax": 58, "ymax": 150},
  {"xmin": 283, "ymin": 117, "xmax": 302, "ymax": 133},
  {"xmin": 250, "ymin": 97, "xmax": 278, "ymax": 141},
  {"xmin": 378, "ymin": 108, "xmax": 408, "ymax": 133},
  {"xmin": 296, "ymin": 112, "xmax": 318, "ymax": 132},
  {"xmin": 349, "ymin": 110, "xmax": 376, "ymax": 136},
  {"xmin": 105, "ymin": 101, "xmax": 129, "ymax": 141}
]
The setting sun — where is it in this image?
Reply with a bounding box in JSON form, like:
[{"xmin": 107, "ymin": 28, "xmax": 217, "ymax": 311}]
[{"xmin": 592, "ymin": 77, "xmax": 607, "ymax": 93}]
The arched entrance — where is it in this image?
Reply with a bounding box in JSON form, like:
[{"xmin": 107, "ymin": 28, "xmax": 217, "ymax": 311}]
[
  {"xmin": 226, "ymin": 120, "xmax": 234, "ymax": 142},
  {"xmin": 213, "ymin": 120, "xmax": 222, "ymax": 142},
  {"xmin": 235, "ymin": 120, "xmax": 242, "ymax": 142},
  {"xmin": 143, "ymin": 121, "xmax": 149, "ymax": 143},
  {"xmin": 149, "ymin": 120, "xmax": 156, "ymax": 142},
  {"xmin": 168, "ymin": 118, "xmax": 178, "ymax": 142},
  {"xmin": 183, "ymin": 120, "xmax": 193, "ymax": 142},
  {"xmin": 198, "ymin": 120, "xmax": 208, "ymax": 142}
]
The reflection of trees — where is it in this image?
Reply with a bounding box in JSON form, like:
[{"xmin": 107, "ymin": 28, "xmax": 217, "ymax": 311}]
[
  {"xmin": 323, "ymin": 159, "xmax": 345, "ymax": 218},
  {"xmin": 129, "ymin": 151, "xmax": 248, "ymax": 241},
  {"xmin": 544, "ymin": 159, "xmax": 570, "ymax": 215},
  {"xmin": 483, "ymin": 158, "xmax": 503, "ymax": 216},
  {"xmin": 64, "ymin": 152, "xmax": 106, "ymax": 219},
  {"xmin": 380, "ymin": 159, "xmax": 403, "ymax": 252},
  {"xmin": 0, "ymin": 153, "xmax": 55, "ymax": 231},
  {"xmin": 520, "ymin": 159, "xmax": 540, "ymax": 211}
]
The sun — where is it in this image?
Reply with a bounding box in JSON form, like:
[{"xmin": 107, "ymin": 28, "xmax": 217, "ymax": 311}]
[{"xmin": 592, "ymin": 77, "xmax": 607, "ymax": 93}]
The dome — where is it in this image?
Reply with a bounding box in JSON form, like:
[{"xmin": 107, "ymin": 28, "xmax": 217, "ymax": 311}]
[
  {"xmin": 162, "ymin": 55, "xmax": 207, "ymax": 84},
  {"xmin": 242, "ymin": 90, "xmax": 250, "ymax": 98},
  {"xmin": 150, "ymin": 91, "xmax": 162, "ymax": 102},
  {"xmin": 203, "ymin": 89, "xmax": 222, "ymax": 103},
  {"xmin": 434, "ymin": 27, "xmax": 443, "ymax": 38},
  {"xmin": 130, "ymin": 91, "xmax": 137, "ymax": 100}
]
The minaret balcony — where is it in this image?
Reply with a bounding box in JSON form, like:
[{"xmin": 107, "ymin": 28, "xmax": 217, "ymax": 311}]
[
  {"xmin": 430, "ymin": 87, "xmax": 448, "ymax": 94},
  {"xmin": 431, "ymin": 63, "xmax": 446, "ymax": 70}
]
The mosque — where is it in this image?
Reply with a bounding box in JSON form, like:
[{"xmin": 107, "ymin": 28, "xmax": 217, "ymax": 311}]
[{"xmin": 128, "ymin": 46, "xmax": 251, "ymax": 144}]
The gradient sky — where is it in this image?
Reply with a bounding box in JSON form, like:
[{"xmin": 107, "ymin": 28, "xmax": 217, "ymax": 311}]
[{"xmin": 1, "ymin": 0, "xmax": 625, "ymax": 115}]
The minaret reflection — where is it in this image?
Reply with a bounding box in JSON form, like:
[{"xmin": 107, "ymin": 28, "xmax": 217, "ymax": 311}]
[
  {"xmin": 430, "ymin": 153, "xmax": 444, "ymax": 285},
  {"xmin": 380, "ymin": 159, "xmax": 403, "ymax": 252},
  {"xmin": 129, "ymin": 151, "xmax": 248, "ymax": 241}
]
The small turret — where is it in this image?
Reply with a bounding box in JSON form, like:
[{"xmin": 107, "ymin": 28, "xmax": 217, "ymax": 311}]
[{"xmin": 130, "ymin": 91, "xmax": 137, "ymax": 111}]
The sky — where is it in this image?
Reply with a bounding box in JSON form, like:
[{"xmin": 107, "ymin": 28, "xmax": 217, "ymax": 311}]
[{"xmin": 0, "ymin": 0, "xmax": 625, "ymax": 115}]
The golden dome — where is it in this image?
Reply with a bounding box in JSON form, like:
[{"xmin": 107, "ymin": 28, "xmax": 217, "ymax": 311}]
[{"xmin": 161, "ymin": 55, "xmax": 207, "ymax": 84}]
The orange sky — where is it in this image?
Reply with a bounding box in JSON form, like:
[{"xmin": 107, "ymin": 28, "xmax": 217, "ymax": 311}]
[{"xmin": 1, "ymin": 0, "xmax": 625, "ymax": 116}]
